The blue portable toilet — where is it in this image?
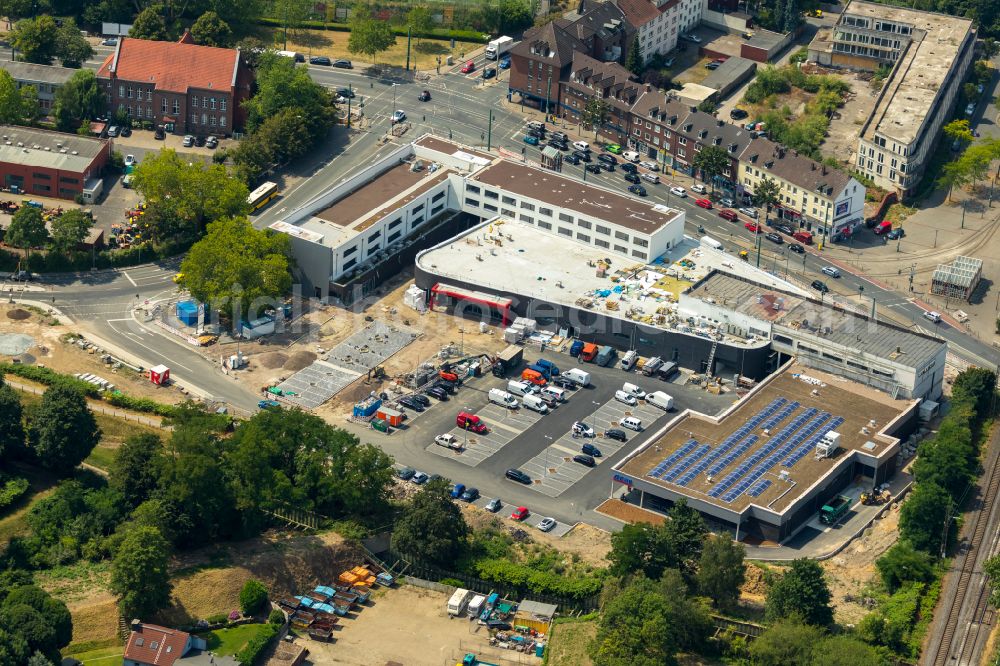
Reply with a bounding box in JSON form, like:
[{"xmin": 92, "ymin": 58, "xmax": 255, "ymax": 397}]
[{"xmin": 176, "ymin": 300, "xmax": 198, "ymax": 326}]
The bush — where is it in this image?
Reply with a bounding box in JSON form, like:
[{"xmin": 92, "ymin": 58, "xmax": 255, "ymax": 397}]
[
  {"xmin": 239, "ymin": 579, "xmax": 269, "ymax": 616},
  {"xmin": 104, "ymin": 392, "xmax": 178, "ymax": 418},
  {"xmin": 0, "ymin": 363, "xmax": 100, "ymax": 397},
  {"xmin": 473, "ymin": 558, "xmax": 603, "ymax": 600},
  {"xmin": 0, "ymin": 476, "xmax": 30, "ymax": 510},
  {"xmin": 205, "ymin": 612, "xmax": 229, "ymax": 625},
  {"xmin": 439, "ymin": 577, "xmax": 464, "ymax": 587},
  {"xmin": 268, "ymin": 609, "xmax": 285, "ymax": 625},
  {"xmin": 234, "ymin": 623, "xmax": 278, "ymax": 665}
]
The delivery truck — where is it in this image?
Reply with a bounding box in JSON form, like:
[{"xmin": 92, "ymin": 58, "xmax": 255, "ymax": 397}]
[{"xmin": 485, "ymin": 36, "xmax": 514, "ymax": 60}]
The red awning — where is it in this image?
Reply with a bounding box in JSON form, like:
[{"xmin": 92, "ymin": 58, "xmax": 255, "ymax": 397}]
[{"xmin": 431, "ymin": 283, "xmax": 512, "ymax": 325}]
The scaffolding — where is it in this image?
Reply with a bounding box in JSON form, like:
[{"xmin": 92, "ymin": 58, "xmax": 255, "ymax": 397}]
[{"xmin": 931, "ymin": 256, "xmax": 982, "ymax": 301}]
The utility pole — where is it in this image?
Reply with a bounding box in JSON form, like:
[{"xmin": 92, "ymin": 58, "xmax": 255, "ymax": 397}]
[
  {"xmin": 961, "ymin": 199, "xmax": 966, "ymax": 228},
  {"xmin": 347, "ymin": 84, "xmax": 352, "ymax": 128},
  {"xmin": 405, "ymin": 27, "xmax": 412, "ymax": 71},
  {"xmin": 486, "ymin": 109, "xmax": 493, "ymax": 150},
  {"xmin": 545, "ymin": 76, "xmax": 552, "ymax": 122},
  {"xmin": 755, "ymin": 229, "xmax": 762, "ymax": 268}
]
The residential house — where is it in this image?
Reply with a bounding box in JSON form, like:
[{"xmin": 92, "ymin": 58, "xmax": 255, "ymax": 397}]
[
  {"xmin": 0, "ymin": 61, "xmax": 76, "ymax": 113},
  {"xmin": 561, "ymin": 53, "xmax": 640, "ymax": 144},
  {"xmin": 123, "ymin": 621, "xmax": 238, "ymax": 666},
  {"xmin": 96, "ymin": 31, "xmax": 253, "ymax": 136},
  {"xmin": 558, "ymin": 0, "xmax": 634, "ymax": 63},
  {"xmin": 617, "ymin": 0, "xmax": 704, "ymax": 62},
  {"xmin": 738, "ymin": 137, "xmax": 866, "ymax": 240},
  {"xmin": 508, "ymin": 22, "xmax": 584, "ymax": 115},
  {"xmin": 667, "ymin": 106, "xmax": 756, "ymax": 188}
]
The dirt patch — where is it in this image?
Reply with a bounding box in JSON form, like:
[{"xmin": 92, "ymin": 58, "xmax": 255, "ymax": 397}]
[
  {"xmin": 283, "ymin": 351, "xmax": 317, "ymax": 372},
  {"xmin": 6, "ymin": 308, "xmax": 30, "ymax": 320},
  {"xmin": 594, "ymin": 498, "xmax": 665, "ymax": 525},
  {"xmin": 258, "ymin": 352, "xmax": 289, "ymax": 369},
  {"xmin": 740, "ymin": 562, "xmax": 768, "ymax": 607}
]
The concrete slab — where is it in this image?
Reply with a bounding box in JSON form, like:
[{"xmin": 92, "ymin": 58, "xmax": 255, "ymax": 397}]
[{"xmin": 275, "ymin": 360, "xmax": 359, "ymax": 408}]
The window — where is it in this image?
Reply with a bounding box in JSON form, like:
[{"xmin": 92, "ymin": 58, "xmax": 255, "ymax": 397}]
[
  {"xmin": 467, "ymin": 185, "xmax": 481, "ymax": 194},
  {"xmin": 343, "ymin": 246, "xmax": 357, "ymax": 257},
  {"xmin": 502, "ymin": 208, "xmax": 515, "ymax": 216},
  {"xmin": 210, "ymin": 116, "xmax": 217, "ymax": 126},
  {"xmin": 161, "ymin": 98, "xmax": 167, "ymax": 112},
  {"xmin": 631, "ymin": 250, "xmax": 647, "ymax": 259},
  {"xmin": 32, "ymin": 172, "xmax": 51, "ymax": 180},
  {"xmin": 577, "ymin": 233, "xmax": 590, "ymax": 242},
  {"xmin": 368, "ymin": 230, "xmax": 381, "ymax": 242},
  {"xmin": 484, "ymin": 190, "xmax": 499, "ymax": 200},
  {"xmin": 202, "ymin": 97, "xmax": 208, "ymax": 109},
  {"xmin": 173, "ymin": 99, "xmax": 179, "ymax": 114},
  {"xmin": 539, "ymin": 207, "xmax": 552, "ymax": 216},
  {"xmin": 127, "ymin": 86, "xmax": 133, "ymax": 98},
  {"xmin": 413, "ymin": 204, "xmax": 424, "ymax": 213},
  {"xmin": 466, "ymin": 198, "xmax": 479, "ymax": 207},
  {"xmin": 559, "ymin": 212, "xmax": 573, "ymax": 223},
  {"xmin": 220, "ymin": 116, "xmax": 226, "ymax": 127},
  {"xmin": 432, "ymin": 204, "xmax": 444, "ymax": 215},
  {"xmin": 634, "ymin": 238, "xmax": 648, "ymax": 248},
  {"xmin": 201, "ymin": 113, "xmax": 207, "ymax": 125},
  {"xmin": 614, "ymin": 230, "xmax": 628, "ymax": 241},
  {"xmin": 558, "ymin": 227, "xmax": 572, "ymax": 236},
  {"xmin": 343, "ymin": 258, "xmax": 357, "ymax": 271},
  {"xmin": 596, "ymin": 224, "xmax": 610, "ymax": 235},
  {"xmin": 192, "ymin": 96, "xmax": 198, "ymax": 107},
  {"xmin": 578, "ymin": 219, "xmax": 591, "ymax": 229},
  {"xmin": 220, "ymin": 98, "xmax": 227, "ymax": 111},
  {"xmin": 520, "ymin": 202, "xmax": 535, "ymax": 211},
  {"xmin": 538, "ymin": 221, "xmax": 552, "ymax": 230},
  {"xmin": 484, "ymin": 203, "xmax": 498, "ymax": 212},
  {"xmin": 595, "ymin": 238, "xmax": 610, "ymax": 248},
  {"xmin": 119, "ymin": 85, "xmax": 124, "ymax": 97},
  {"xmin": 614, "ymin": 244, "xmax": 627, "ymax": 253},
  {"xmin": 520, "ymin": 214, "xmax": 534, "ymax": 223},
  {"xmin": 387, "ymin": 230, "xmax": 401, "ymax": 243},
  {"xmin": 210, "ymin": 97, "xmax": 217, "ymax": 110},
  {"xmin": 432, "ymin": 191, "xmax": 445, "ymax": 202},
  {"xmin": 502, "ymin": 195, "xmax": 515, "ymax": 204}
]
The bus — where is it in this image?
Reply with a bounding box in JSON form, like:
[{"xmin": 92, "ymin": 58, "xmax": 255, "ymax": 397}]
[{"xmin": 247, "ymin": 182, "xmax": 279, "ymax": 212}]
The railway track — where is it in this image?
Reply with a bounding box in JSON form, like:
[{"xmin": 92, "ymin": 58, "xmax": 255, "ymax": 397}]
[{"xmin": 923, "ymin": 425, "xmax": 1000, "ymax": 666}]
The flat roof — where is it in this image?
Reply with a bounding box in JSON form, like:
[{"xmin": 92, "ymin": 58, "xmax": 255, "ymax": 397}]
[
  {"xmin": 0, "ymin": 61, "xmax": 76, "ymax": 86},
  {"xmin": 470, "ymin": 161, "xmax": 681, "ymax": 235},
  {"xmin": 0, "ymin": 125, "xmax": 105, "ymax": 173},
  {"xmin": 747, "ymin": 28, "xmax": 786, "ymax": 50},
  {"xmin": 702, "ymin": 56, "xmax": 756, "ymax": 91},
  {"xmin": 618, "ymin": 362, "xmax": 913, "ymax": 513},
  {"xmin": 413, "ymin": 135, "xmax": 493, "ymax": 162},
  {"xmin": 417, "ymin": 220, "xmax": 801, "ymax": 347},
  {"xmin": 685, "ymin": 271, "xmax": 945, "ymax": 363}
]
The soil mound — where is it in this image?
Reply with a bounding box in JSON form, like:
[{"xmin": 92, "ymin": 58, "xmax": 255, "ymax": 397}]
[
  {"xmin": 283, "ymin": 351, "xmax": 317, "ymax": 372},
  {"xmin": 258, "ymin": 352, "xmax": 288, "ymax": 369}
]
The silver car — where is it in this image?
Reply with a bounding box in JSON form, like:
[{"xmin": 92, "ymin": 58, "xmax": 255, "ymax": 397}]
[
  {"xmin": 739, "ymin": 207, "xmax": 759, "ymax": 219},
  {"xmin": 182, "ymin": 135, "xmax": 194, "ymax": 147},
  {"xmin": 536, "ymin": 517, "xmax": 556, "ymax": 532}
]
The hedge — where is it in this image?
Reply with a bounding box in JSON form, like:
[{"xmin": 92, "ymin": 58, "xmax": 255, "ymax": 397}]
[
  {"xmin": 256, "ymin": 17, "xmax": 488, "ymax": 42},
  {"xmin": 14, "ymin": 238, "xmax": 194, "ymax": 274},
  {"xmin": 104, "ymin": 392, "xmax": 178, "ymax": 418},
  {"xmin": 473, "ymin": 558, "xmax": 604, "ymax": 600},
  {"xmin": 0, "ymin": 363, "xmax": 101, "ymax": 397},
  {"xmin": 234, "ymin": 623, "xmax": 278, "ymax": 666}
]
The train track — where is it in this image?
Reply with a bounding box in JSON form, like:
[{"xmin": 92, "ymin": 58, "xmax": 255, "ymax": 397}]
[{"xmin": 923, "ymin": 425, "xmax": 1000, "ymax": 666}]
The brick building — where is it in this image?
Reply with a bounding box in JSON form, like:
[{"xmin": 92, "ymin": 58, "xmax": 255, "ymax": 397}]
[
  {"xmin": 97, "ymin": 32, "xmax": 253, "ymax": 137},
  {"xmin": 560, "ymin": 53, "xmax": 640, "ymax": 144},
  {"xmin": 0, "ymin": 125, "xmax": 109, "ymax": 201}
]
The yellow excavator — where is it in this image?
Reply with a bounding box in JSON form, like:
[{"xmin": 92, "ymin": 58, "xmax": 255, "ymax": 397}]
[{"xmin": 861, "ymin": 489, "xmax": 891, "ymax": 505}]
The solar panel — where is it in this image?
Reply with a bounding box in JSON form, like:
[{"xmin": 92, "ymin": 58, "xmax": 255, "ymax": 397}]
[
  {"xmin": 662, "ymin": 445, "xmax": 711, "ymax": 482},
  {"xmin": 648, "ymin": 439, "xmax": 699, "ymax": 478},
  {"xmin": 748, "ymin": 479, "xmax": 771, "ymax": 497}
]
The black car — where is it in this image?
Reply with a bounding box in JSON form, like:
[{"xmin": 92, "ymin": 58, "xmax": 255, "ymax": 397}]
[
  {"xmin": 412, "ymin": 394, "xmax": 431, "ymax": 407},
  {"xmin": 548, "ymin": 140, "xmax": 568, "ymax": 151},
  {"xmin": 195, "ymin": 135, "xmax": 207, "ymax": 147},
  {"xmin": 398, "ymin": 396, "xmax": 424, "ymax": 412},
  {"xmin": 774, "ymin": 224, "xmax": 795, "ymax": 236},
  {"xmin": 528, "ymin": 128, "xmax": 545, "ymax": 138},
  {"xmin": 154, "ymin": 126, "xmax": 165, "ymax": 140},
  {"xmin": 624, "ymin": 172, "xmax": 641, "ymax": 184},
  {"xmin": 887, "ymin": 228, "xmax": 905, "ymax": 240},
  {"xmin": 599, "ymin": 162, "xmax": 615, "ymax": 172},
  {"xmin": 605, "ymin": 429, "xmax": 628, "ymax": 442},
  {"xmin": 585, "ymin": 163, "xmax": 602, "ymax": 174},
  {"xmin": 564, "ymin": 153, "xmax": 581, "ymax": 165},
  {"xmin": 788, "ymin": 243, "xmax": 805, "ymax": 254},
  {"xmin": 435, "ymin": 380, "xmax": 457, "ymax": 394},
  {"xmin": 582, "ymin": 443, "xmax": 602, "ymax": 457},
  {"xmin": 120, "ymin": 126, "xmax": 132, "ymax": 137},
  {"xmin": 573, "ymin": 150, "xmax": 591, "ymax": 162},
  {"xmin": 425, "ymin": 386, "xmax": 449, "ymax": 400},
  {"xmin": 310, "ymin": 56, "xmax": 331, "ymax": 65},
  {"xmin": 552, "ymin": 376, "xmax": 576, "ymax": 389},
  {"xmin": 333, "ymin": 59, "xmax": 353, "ymax": 69},
  {"xmin": 336, "ymin": 88, "xmax": 356, "ymax": 99},
  {"xmin": 730, "ymin": 108, "xmax": 749, "ymax": 120},
  {"xmin": 597, "ymin": 154, "xmax": 618, "ymax": 165},
  {"xmin": 620, "ymin": 163, "xmax": 637, "ymax": 174},
  {"xmin": 765, "ymin": 232, "xmax": 783, "ymax": 244},
  {"xmin": 459, "ymin": 487, "xmax": 480, "ymax": 502},
  {"xmin": 418, "ymin": 90, "xmax": 431, "ymax": 102},
  {"xmin": 397, "ymin": 467, "xmax": 416, "ymax": 481},
  {"xmin": 482, "ymin": 67, "xmax": 496, "ymax": 79},
  {"xmin": 811, "ymin": 279, "xmax": 829, "ymax": 293},
  {"xmin": 505, "ymin": 468, "xmax": 531, "ymax": 484},
  {"xmin": 628, "ymin": 184, "xmax": 647, "ymax": 196},
  {"xmin": 572, "ymin": 454, "xmax": 596, "ymax": 467}
]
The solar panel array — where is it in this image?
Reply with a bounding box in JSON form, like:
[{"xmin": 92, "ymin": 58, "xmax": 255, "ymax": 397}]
[
  {"xmin": 781, "ymin": 417, "xmax": 846, "ymax": 467},
  {"xmin": 761, "ymin": 401, "xmax": 801, "ymax": 431},
  {"xmin": 661, "ymin": 444, "xmax": 712, "ymax": 483},
  {"xmin": 747, "ymin": 479, "xmax": 771, "ymax": 497},
  {"xmin": 676, "ymin": 434, "xmax": 758, "ymax": 487},
  {"xmin": 647, "ymin": 439, "xmax": 698, "ymax": 479}
]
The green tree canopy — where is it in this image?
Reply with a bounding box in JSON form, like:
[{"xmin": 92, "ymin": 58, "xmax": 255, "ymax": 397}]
[
  {"xmin": 10, "ymin": 15, "xmax": 60, "ymax": 65},
  {"xmin": 899, "ymin": 481, "xmax": 951, "ymax": 555},
  {"xmin": 179, "ymin": 216, "xmax": 292, "ymax": 321},
  {"xmin": 109, "ymin": 433, "xmax": 164, "ymax": 510},
  {"xmin": 693, "ymin": 144, "xmax": 731, "ymax": 191},
  {"xmin": 0, "ymin": 377, "xmax": 25, "ymax": 461},
  {"xmin": 406, "ymin": 6, "xmax": 433, "ymax": 41},
  {"xmin": 6, "ymin": 206, "xmax": 49, "ymax": 254},
  {"xmin": 608, "ymin": 500, "xmax": 706, "ymax": 581},
  {"xmin": 56, "ymin": 18, "xmax": 94, "ymax": 67},
  {"xmin": 111, "ymin": 525, "xmax": 172, "ymax": 619},
  {"xmin": 239, "ymin": 579, "xmax": 268, "ymax": 615},
  {"xmin": 347, "ymin": 15, "xmax": 396, "ymax": 67},
  {"xmin": 765, "ymin": 558, "xmax": 833, "ymax": 626},
  {"xmin": 191, "ymin": 10, "xmax": 233, "ymax": 47},
  {"xmin": 129, "ymin": 6, "xmax": 170, "ymax": 41},
  {"xmin": 49, "ymin": 209, "xmax": 93, "ymax": 254},
  {"xmin": 753, "ymin": 175, "xmax": 781, "ymax": 213},
  {"xmin": 582, "ymin": 98, "xmax": 611, "ymax": 139},
  {"xmin": 749, "ymin": 617, "xmax": 825, "ymax": 666},
  {"xmin": 0, "ymin": 582, "xmax": 72, "ymax": 661},
  {"xmin": 0, "ymin": 70, "xmax": 30, "ymax": 125},
  {"xmin": 876, "ymin": 541, "xmax": 936, "ymax": 592},
  {"xmin": 392, "ymin": 479, "xmax": 469, "ymax": 566},
  {"xmin": 697, "ymin": 534, "xmax": 746, "ymax": 611},
  {"xmin": 29, "ymin": 384, "xmax": 100, "ymax": 472},
  {"xmin": 625, "ymin": 36, "xmax": 643, "ymax": 76},
  {"xmin": 53, "ymin": 69, "xmax": 104, "ymax": 133},
  {"xmin": 811, "ymin": 635, "xmax": 892, "ymax": 666}
]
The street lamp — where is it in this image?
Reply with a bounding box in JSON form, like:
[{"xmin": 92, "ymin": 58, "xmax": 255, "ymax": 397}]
[{"xmin": 391, "ymin": 83, "xmax": 397, "ymax": 114}]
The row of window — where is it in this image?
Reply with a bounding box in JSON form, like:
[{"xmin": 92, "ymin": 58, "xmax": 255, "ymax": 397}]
[
  {"xmin": 31, "ymin": 173, "xmax": 78, "ymax": 185},
  {"xmin": 116, "ymin": 86, "xmax": 229, "ymax": 112}
]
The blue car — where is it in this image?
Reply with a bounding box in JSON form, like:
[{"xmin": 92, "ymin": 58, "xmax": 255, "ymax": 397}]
[
  {"xmin": 258, "ymin": 399, "xmax": 280, "ymax": 409},
  {"xmin": 523, "ymin": 135, "xmax": 539, "ymax": 145},
  {"xmin": 451, "ymin": 483, "xmax": 465, "ymax": 498},
  {"xmin": 499, "ymin": 56, "xmax": 511, "ymax": 69}
]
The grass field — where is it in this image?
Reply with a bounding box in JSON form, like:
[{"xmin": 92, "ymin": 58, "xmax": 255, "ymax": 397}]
[
  {"xmin": 200, "ymin": 624, "xmax": 274, "ymax": 656},
  {"xmin": 547, "ymin": 618, "xmax": 597, "ymax": 666},
  {"xmin": 85, "ymin": 445, "xmax": 116, "ymax": 472},
  {"xmin": 63, "ymin": 645, "xmax": 124, "ymax": 666}
]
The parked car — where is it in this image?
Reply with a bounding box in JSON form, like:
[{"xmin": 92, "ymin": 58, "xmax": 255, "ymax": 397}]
[
  {"xmin": 397, "ymin": 467, "xmax": 416, "ymax": 481},
  {"xmin": 628, "ymin": 184, "xmax": 647, "ymax": 196},
  {"xmin": 337, "ymin": 88, "xmax": 356, "ymax": 98},
  {"xmin": 598, "ymin": 153, "xmax": 618, "ymax": 165},
  {"xmin": 670, "ymin": 186, "xmax": 687, "ymax": 197},
  {"xmin": 640, "ymin": 160, "xmax": 659, "ymax": 171},
  {"xmin": 482, "ymin": 67, "xmax": 496, "ymax": 79},
  {"xmin": 527, "ymin": 128, "xmax": 545, "ymax": 138},
  {"xmin": 418, "ymin": 90, "xmax": 431, "ymax": 102},
  {"xmin": 536, "ymin": 517, "xmax": 557, "ymax": 532},
  {"xmin": 182, "ymin": 134, "xmax": 194, "ymax": 147},
  {"xmin": 399, "ymin": 396, "xmax": 424, "ymax": 411},
  {"xmin": 573, "ymin": 454, "xmax": 596, "ymax": 467},
  {"xmin": 719, "ymin": 209, "xmax": 738, "ymax": 222},
  {"xmin": 585, "ymin": 163, "xmax": 601, "ymax": 174},
  {"xmin": 620, "ymin": 162, "xmax": 638, "ymax": 173},
  {"xmin": 205, "ymin": 135, "xmax": 218, "ymax": 149},
  {"xmin": 523, "ymin": 135, "xmax": 539, "ymax": 145},
  {"xmin": 120, "ymin": 126, "xmax": 132, "ymax": 137},
  {"xmin": 605, "ymin": 143, "xmax": 622, "ymax": 154},
  {"xmin": 582, "ymin": 443, "xmax": 602, "ymax": 457},
  {"xmin": 552, "ymin": 376, "xmax": 576, "ymax": 389},
  {"xmin": 461, "ymin": 60, "xmax": 475, "ymax": 73},
  {"xmin": 154, "ymin": 126, "xmax": 166, "ymax": 140},
  {"xmin": 511, "ymin": 506, "xmax": 530, "ymax": 521},
  {"xmin": 425, "ymin": 386, "xmax": 448, "ymax": 400},
  {"xmin": 719, "ymin": 197, "xmax": 735, "ymax": 207},
  {"xmin": 124, "ymin": 154, "xmax": 137, "ymax": 167},
  {"xmin": 966, "ymin": 102, "xmax": 976, "ymax": 115},
  {"xmin": 821, "ymin": 265, "xmax": 841, "ymax": 278},
  {"xmin": 572, "ymin": 421, "xmax": 595, "ymax": 437},
  {"xmin": 460, "ymin": 487, "xmax": 480, "ymax": 502},
  {"xmin": 333, "ymin": 59, "xmax": 353, "ymax": 68},
  {"xmin": 730, "ymin": 108, "xmax": 748, "ymax": 120},
  {"xmin": 573, "ymin": 150, "xmax": 592, "ymax": 162},
  {"xmin": 695, "ymin": 198, "xmax": 712, "ymax": 209},
  {"xmin": 391, "ymin": 110, "xmax": 407, "ymax": 123},
  {"xmin": 411, "ymin": 471, "xmax": 429, "ymax": 484},
  {"xmin": 605, "ymin": 429, "xmax": 627, "ymax": 442},
  {"xmin": 624, "ymin": 172, "xmax": 641, "ymax": 184},
  {"xmin": 765, "ymin": 232, "xmax": 783, "ymax": 244},
  {"xmin": 486, "ymin": 498, "xmax": 502, "ymax": 512},
  {"xmin": 107, "ymin": 125, "xmax": 119, "ymax": 137},
  {"xmin": 101, "ymin": 37, "xmax": 118, "ymax": 46},
  {"xmin": 599, "ymin": 161, "xmax": 615, "ymax": 172},
  {"xmin": 923, "ymin": 311, "xmax": 942, "ymax": 323},
  {"xmin": 774, "ymin": 224, "xmax": 795, "ymax": 236},
  {"xmin": 195, "ymin": 135, "xmax": 206, "ymax": 146},
  {"xmin": 310, "ymin": 56, "xmax": 331, "ymax": 65},
  {"xmin": 564, "ymin": 153, "xmax": 581, "ymax": 165},
  {"xmin": 739, "ymin": 207, "xmax": 759, "ymax": 218},
  {"xmin": 450, "ymin": 483, "xmax": 465, "ymax": 498},
  {"xmin": 499, "ymin": 55, "xmax": 511, "ymax": 69},
  {"xmin": 434, "ymin": 434, "xmax": 462, "ymax": 450},
  {"xmin": 705, "ymin": 61, "xmax": 720, "ymax": 70},
  {"xmin": 887, "ymin": 228, "xmax": 905, "ymax": 240},
  {"xmin": 789, "ymin": 243, "xmax": 805, "ymax": 254},
  {"xmin": 572, "ymin": 140, "xmax": 590, "ymax": 151},
  {"xmin": 811, "ymin": 279, "xmax": 829, "ymax": 293},
  {"xmin": 506, "ymin": 469, "xmax": 532, "ymax": 484}
]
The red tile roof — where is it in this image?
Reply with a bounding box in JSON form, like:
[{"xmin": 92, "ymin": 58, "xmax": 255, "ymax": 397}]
[
  {"xmin": 617, "ymin": 0, "xmax": 660, "ymax": 26},
  {"xmin": 123, "ymin": 623, "xmax": 191, "ymax": 666},
  {"xmin": 98, "ymin": 35, "xmax": 240, "ymax": 94}
]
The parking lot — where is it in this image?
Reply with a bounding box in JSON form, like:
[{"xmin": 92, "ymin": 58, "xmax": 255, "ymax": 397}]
[{"xmin": 425, "ymin": 398, "xmax": 545, "ymax": 465}]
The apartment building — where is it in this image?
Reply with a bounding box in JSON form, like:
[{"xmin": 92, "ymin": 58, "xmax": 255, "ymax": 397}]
[
  {"xmin": 739, "ymin": 137, "xmax": 866, "ymax": 240},
  {"xmin": 560, "ymin": 53, "xmax": 641, "ymax": 144},
  {"xmin": 808, "ymin": 1, "xmax": 975, "ymax": 196},
  {"xmin": 618, "ymin": 0, "xmax": 704, "ymax": 62},
  {"xmin": 0, "ymin": 61, "xmax": 76, "ymax": 113}
]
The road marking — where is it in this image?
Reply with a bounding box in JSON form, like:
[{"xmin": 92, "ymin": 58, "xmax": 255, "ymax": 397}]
[{"xmin": 121, "ymin": 271, "xmax": 137, "ymax": 286}]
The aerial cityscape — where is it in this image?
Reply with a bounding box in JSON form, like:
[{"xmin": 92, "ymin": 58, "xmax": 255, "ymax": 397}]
[{"xmin": 1, "ymin": 0, "xmax": 1000, "ymax": 664}]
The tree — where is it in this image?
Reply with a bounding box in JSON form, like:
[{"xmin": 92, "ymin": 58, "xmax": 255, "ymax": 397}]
[
  {"xmin": 19, "ymin": 85, "xmax": 39, "ymax": 125},
  {"xmin": 53, "ymin": 69, "xmax": 104, "ymax": 133},
  {"xmin": 765, "ymin": 558, "xmax": 833, "ymax": 626},
  {"xmin": 406, "ymin": 6, "xmax": 433, "ymax": 43},
  {"xmin": 109, "ymin": 433, "xmax": 164, "ymax": 510},
  {"xmin": 661, "ymin": 499, "xmax": 706, "ymax": 579},
  {"xmin": 944, "ymin": 118, "xmax": 974, "ymax": 147},
  {"xmin": 876, "ymin": 542, "xmax": 936, "ymax": 593},
  {"xmin": 110, "ymin": 525, "xmax": 172, "ymax": 619},
  {"xmin": 5, "ymin": 206, "xmax": 48, "ymax": 256},
  {"xmin": 899, "ymin": 481, "xmax": 951, "ymax": 555},
  {"xmin": 753, "ymin": 175, "xmax": 781, "ymax": 220},
  {"xmin": 129, "ymin": 6, "xmax": 169, "ymax": 41},
  {"xmin": 179, "ymin": 216, "xmax": 291, "ymax": 321},
  {"xmin": 0, "ymin": 584, "xmax": 72, "ymax": 661},
  {"xmin": 392, "ymin": 479, "xmax": 469, "ymax": 566},
  {"xmin": 239, "ymin": 579, "xmax": 268, "ymax": 615},
  {"xmin": 56, "ymin": 18, "xmax": 94, "ymax": 68},
  {"xmin": 582, "ymin": 98, "xmax": 611, "ymax": 139},
  {"xmin": 48, "ymin": 209, "xmax": 93, "ymax": 254},
  {"xmin": 811, "ymin": 635, "xmax": 891, "ymax": 666},
  {"xmin": 939, "ymin": 158, "xmax": 972, "ymax": 202},
  {"xmin": 10, "ymin": 15, "xmax": 60, "ymax": 65},
  {"xmin": 28, "ymin": 385, "xmax": 100, "ymax": 472},
  {"xmin": 608, "ymin": 500, "xmax": 705, "ymax": 581},
  {"xmin": 983, "ymin": 38, "xmax": 1000, "ymax": 59},
  {"xmin": 692, "ymin": 144, "xmax": 731, "ymax": 192},
  {"xmin": 625, "ymin": 36, "xmax": 643, "ymax": 76},
  {"xmin": 984, "ymin": 554, "xmax": 1000, "ymax": 607},
  {"xmin": 0, "ymin": 378, "xmax": 25, "ymax": 461},
  {"xmin": 952, "ymin": 366, "xmax": 996, "ymax": 416},
  {"xmin": 0, "ymin": 70, "xmax": 28, "ymax": 124},
  {"xmin": 347, "ymin": 16, "xmax": 396, "ymax": 68},
  {"xmin": 749, "ymin": 618, "xmax": 824, "ymax": 666},
  {"xmin": 191, "ymin": 11, "xmax": 233, "ymax": 47},
  {"xmin": 28, "ymin": 651, "xmax": 54, "ymax": 666},
  {"xmin": 697, "ymin": 535, "xmax": 745, "ymax": 611}
]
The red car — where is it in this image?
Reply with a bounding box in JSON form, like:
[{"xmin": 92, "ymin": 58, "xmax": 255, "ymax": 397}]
[
  {"xmin": 718, "ymin": 209, "xmax": 738, "ymax": 221},
  {"xmin": 461, "ymin": 60, "xmax": 475, "ymax": 73},
  {"xmin": 745, "ymin": 222, "xmax": 760, "ymax": 233},
  {"xmin": 695, "ymin": 198, "xmax": 712, "ymax": 209},
  {"xmin": 511, "ymin": 506, "xmax": 529, "ymax": 521}
]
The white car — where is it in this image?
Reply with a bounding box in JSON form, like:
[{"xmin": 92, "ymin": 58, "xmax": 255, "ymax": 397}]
[
  {"xmin": 720, "ymin": 197, "xmax": 735, "ymax": 208},
  {"xmin": 686, "ymin": 34, "xmax": 702, "ymax": 43},
  {"xmin": 124, "ymin": 154, "xmax": 137, "ymax": 167},
  {"xmin": 536, "ymin": 517, "xmax": 556, "ymax": 532},
  {"xmin": 614, "ymin": 390, "xmax": 637, "ymax": 406},
  {"xmin": 640, "ymin": 160, "xmax": 659, "ymax": 171},
  {"xmin": 622, "ymin": 150, "xmax": 640, "ymax": 162},
  {"xmin": 691, "ymin": 183, "xmax": 707, "ymax": 194},
  {"xmin": 572, "ymin": 421, "xmax": 595, "ymax": 437},
  {"xmin": 965, "ymin": 102, "xmax": 976, "ymax": 115},
  {"xmin": 739, "ymin": 207, "xmax": 759, "ymax": 219},
  {"xmin": 670, "ymin": 186, "xmax": 687, "ymax": 197},
  {"xmin": 821, "ymin": 265, "xmax": 841, "ymax": 278},
  {"xmin": 107, "ymin": 125, "xmax": 119, "ymax": 137},
  {"xmin": 391, "ymin": 110, "xmax": 407, "ymax": 123},
  {"xmin": 434, "ymin": 433, "xmax": 463, "ymax": 450},
  {"xmin": 977, "ymin": 84, "xmax": 985, "ymax": 94},
  {"xmin": 572, "ymin": 140, "xmax": 590, "ymax": 152},
  {"xmin": 182, "ymin": 134, "xmax": 194, "ymax": 147},
  {"xmin": 923, "ymin": 311, "xmax": 942, "ymax": 323}
]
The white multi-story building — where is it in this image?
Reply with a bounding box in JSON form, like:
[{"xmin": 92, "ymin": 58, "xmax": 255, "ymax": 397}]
[
  {"xmin": 807, "ymin": 1, "xmax": 975, "ymax": 197},
  {"xmin": 618, "ymin": 0, "xmax": 704, "ymax": 62}
]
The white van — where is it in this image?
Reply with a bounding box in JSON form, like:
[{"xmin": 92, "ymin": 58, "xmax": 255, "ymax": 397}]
[
  {"xmin": 622, "ymin": 382, "xmax": 646, "ymax": 399},
  {"xmin": 641, "ymin": 172, "xmax": 660, "ymax": 184},
  {"xmin": 467, "ymin": 594, "xmax": 486, "ymax": 618},
  {"xmin": 522, "ymin": 394, "xmax": 549, "ymax": 413},
  {"xmin": 620, "ymin": 350, "xmax": 639, "ymax": 371},
  {"xmin": 620, "ymin": 416, "xmax": 643, "ymax": 431},
  {"xmin": 488, "ymin": 388, "xmax": 519, "ymax": 409},
  {"xmin": 507, "ymin": 380, "xmax": 534, "ymax": 396},
  {"xmin": 572, "ymin": 140, "xmax": 590, "ymax": 152},
  {"xmin": 701, "ymin": 236, "xmax": 723, "ymax": 250},
  {"xmin": 526, "ymin": 120, "xmax": 545, "ymax": 131},
  {"xmin": 622, "ymin": 150, "xmax": 640, "ymax": 162},
  {"xmin": 645, "ymin": 390, "xmax": 674, "ymax": 411},
  {"xmin": 563, "ymin": 368, "xmax": 591, "ymax": 387},
  {"xmin": 614, "ymin": 390, "xmax": 637, "ymax": 406},
  {"xmin": 540, "ymin": 386, "xmax": 566, "ymax": 402}
]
